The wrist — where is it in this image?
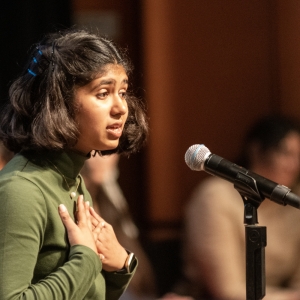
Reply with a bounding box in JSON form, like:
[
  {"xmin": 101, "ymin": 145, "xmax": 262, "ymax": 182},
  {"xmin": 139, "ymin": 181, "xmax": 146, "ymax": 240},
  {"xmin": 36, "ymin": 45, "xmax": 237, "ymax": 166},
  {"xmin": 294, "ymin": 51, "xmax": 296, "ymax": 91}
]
[{"xmin": 116, "ymin": 249, "xmax": 136, "ymax": 274}]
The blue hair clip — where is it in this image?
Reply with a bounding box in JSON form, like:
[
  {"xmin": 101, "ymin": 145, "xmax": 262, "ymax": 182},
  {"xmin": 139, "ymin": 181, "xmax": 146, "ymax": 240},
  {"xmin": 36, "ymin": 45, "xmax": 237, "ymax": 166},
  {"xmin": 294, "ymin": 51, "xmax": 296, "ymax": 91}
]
[
  {"xmin": 32, "ymin": 48, "xmax": 43, "ymax": 64},
  {"xmin": 27, "ymin": 69, "xmax": 37, "ymax": 77}
]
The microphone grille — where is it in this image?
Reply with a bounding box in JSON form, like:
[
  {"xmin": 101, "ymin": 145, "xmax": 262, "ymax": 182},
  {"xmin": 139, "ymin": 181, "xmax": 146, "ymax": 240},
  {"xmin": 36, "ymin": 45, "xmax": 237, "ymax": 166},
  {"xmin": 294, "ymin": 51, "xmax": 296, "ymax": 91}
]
[{"xmin": 185, "ymin": 144, "xmax": 211, "ymax": 171}]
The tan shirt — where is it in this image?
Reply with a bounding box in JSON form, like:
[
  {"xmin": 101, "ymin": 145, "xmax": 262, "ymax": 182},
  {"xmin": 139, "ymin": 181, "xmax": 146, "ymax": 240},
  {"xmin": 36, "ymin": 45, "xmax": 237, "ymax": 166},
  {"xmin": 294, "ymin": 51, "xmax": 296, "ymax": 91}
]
[{"xmin": 183, "ymin": 177, "xmax": 300, "ymax": 300}]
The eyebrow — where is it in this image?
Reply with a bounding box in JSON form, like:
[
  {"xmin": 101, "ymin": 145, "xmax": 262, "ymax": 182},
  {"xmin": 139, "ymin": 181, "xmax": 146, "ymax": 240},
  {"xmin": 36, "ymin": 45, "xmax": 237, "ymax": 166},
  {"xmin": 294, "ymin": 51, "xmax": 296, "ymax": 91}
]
[{"xmin": 90, "ymin": 78, "xmax": 128, "ymax": 92}]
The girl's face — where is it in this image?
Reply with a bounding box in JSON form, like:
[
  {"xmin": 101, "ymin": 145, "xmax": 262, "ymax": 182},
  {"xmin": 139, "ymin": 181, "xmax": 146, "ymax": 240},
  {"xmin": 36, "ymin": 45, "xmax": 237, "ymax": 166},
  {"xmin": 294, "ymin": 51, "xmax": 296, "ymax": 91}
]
[{"xmin": 74, "ymin": 64, "xmax": 129, "ymax": 155}]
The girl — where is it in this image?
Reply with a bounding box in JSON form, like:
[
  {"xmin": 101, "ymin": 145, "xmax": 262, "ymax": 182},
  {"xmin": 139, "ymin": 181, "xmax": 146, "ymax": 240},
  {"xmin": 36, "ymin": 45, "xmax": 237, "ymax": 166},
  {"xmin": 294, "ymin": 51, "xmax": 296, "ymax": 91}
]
[{"xmin": 0, "ymin": 28, "xmax": 148, "ymax": 300}]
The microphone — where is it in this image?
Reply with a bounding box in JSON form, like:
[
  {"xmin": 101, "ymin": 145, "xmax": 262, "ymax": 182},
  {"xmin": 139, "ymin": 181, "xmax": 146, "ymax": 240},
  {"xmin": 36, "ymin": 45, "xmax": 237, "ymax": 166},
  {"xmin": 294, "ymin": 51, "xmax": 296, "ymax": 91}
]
[{"xmin": 185, "ymin": 144, "xmax": 300, "ymax": 209}]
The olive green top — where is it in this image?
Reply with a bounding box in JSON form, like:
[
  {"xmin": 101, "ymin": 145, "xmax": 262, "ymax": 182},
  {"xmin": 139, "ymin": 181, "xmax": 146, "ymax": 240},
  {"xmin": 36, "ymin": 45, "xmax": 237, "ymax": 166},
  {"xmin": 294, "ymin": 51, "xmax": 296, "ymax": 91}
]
[{"xmin": 0, "ymin": 151, "xmax": 135, "ymax": 299}]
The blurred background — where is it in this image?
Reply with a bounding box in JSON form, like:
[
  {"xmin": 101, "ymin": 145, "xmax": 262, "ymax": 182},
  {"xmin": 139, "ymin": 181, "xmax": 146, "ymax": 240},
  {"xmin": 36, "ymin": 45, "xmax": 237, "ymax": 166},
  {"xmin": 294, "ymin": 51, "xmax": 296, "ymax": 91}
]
[{"xmin": 1, "ymin": 0, "xmax": 300, "ymax": 296}]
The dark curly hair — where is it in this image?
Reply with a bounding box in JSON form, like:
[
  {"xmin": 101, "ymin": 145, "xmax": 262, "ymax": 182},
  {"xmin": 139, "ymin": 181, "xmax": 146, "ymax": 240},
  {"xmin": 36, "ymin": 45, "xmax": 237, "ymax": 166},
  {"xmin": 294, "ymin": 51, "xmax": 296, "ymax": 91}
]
[{"xmin": 0, "ymin": 28, "xmax": 148, "ymax": 156}]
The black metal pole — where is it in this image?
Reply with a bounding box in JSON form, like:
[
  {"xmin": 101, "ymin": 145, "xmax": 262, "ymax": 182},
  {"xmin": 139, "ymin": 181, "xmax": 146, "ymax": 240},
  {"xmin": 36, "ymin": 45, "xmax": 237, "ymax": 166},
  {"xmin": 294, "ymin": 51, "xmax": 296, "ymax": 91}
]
[
  {"xmin": 233, "ymin": 172, "xmax": 266, "ymax": 300},
  {"xmin": 244, "ymin": 204, "xmax": 266, "ymax": 300}
]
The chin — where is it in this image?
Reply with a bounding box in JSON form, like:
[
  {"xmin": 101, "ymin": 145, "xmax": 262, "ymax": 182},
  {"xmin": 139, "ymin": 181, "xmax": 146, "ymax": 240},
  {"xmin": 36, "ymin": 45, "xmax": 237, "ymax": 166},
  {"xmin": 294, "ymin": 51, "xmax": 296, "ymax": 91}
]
[{"xmin": 101, "ymin": 142, "xmax": 119, "ymax": 151}]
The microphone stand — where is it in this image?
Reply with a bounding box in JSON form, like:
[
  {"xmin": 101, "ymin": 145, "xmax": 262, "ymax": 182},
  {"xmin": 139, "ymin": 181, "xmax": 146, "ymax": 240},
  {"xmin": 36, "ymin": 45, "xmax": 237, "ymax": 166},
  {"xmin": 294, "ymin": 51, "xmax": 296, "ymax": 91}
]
[{"xmin": 234, "ymin": 172, "xmax": 266, "ymax": 300}]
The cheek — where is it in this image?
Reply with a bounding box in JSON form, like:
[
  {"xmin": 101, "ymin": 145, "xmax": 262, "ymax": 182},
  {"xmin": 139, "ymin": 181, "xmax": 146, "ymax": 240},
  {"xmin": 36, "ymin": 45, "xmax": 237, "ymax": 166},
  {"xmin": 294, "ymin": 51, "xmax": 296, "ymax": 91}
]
[
  {"xmin": 273, "ymin": 155, "xmax": 298, "ymax": 181},
  {"xmin": 75, "ymin": 112, "xmax": 86, "ymax": 131},
  {"xmin": 77, "ymin": 108, "xmax": 97, "ymax": 125},
  {"xmin": 76, "ymin": 112, "xmax": 95, "ymax": 138},
  {"xmin": 124, "ymin": 102, "xmax": 129, "ymax": 119},
  {"xmin": 124, "ymin": 110, "xmax": 129, "ymax": 121}
]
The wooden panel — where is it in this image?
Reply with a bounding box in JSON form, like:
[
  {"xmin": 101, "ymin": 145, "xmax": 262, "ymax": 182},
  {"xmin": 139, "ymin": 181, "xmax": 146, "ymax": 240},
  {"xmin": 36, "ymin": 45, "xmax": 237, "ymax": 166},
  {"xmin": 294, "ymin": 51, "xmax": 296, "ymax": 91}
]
[
  {"xmin": 72, "ymin": 0, "xmax": 300, "ymax": 240},
  {"xmin": 142, "ymin": 0, "xmax": 277, "ymax": 238},
  {"xmin": 276, "ymin": 0, "xmax": 300, "ymax": 118}
]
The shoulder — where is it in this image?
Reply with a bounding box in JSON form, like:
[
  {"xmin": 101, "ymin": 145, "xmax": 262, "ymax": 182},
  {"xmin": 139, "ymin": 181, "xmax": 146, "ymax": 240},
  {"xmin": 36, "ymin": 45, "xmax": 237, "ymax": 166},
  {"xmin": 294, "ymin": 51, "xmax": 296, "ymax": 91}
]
[
  {"xmin": 186, "ymin": 176, "xmax": 244, "ymax": 217},
  {"xmin": 1, "ymin": 152, "xmax": 54, "ymax": 183},
  {"xmin": 0, "ymin": 154, "xmax": 50, "ymax": 208},
  {"xmin": 189, "ymin": 176, "xmax": 242, "ymax": 205}
]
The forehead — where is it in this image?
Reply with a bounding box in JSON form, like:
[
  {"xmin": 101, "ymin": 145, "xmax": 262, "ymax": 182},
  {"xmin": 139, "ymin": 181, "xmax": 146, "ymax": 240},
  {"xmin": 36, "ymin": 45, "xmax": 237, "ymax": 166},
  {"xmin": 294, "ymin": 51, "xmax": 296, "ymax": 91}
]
[
  {"xmin": 76, "ymin": 64, "xmax": 128, "ymax": 94},
  {"xmin": 100, "ymin": 64, "xmax": 128, "ymax": 78},
  {"xmin": 279, "ymin": 131, "xmax": 300, "ymax": 150}
]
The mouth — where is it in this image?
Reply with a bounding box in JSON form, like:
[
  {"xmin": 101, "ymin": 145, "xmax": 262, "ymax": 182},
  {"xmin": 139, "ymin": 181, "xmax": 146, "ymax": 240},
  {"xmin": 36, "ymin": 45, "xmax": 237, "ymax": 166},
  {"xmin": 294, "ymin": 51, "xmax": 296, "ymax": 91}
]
[{"xmin": 106, "ymin": 124, "xmax": 123, "ymax": 138}]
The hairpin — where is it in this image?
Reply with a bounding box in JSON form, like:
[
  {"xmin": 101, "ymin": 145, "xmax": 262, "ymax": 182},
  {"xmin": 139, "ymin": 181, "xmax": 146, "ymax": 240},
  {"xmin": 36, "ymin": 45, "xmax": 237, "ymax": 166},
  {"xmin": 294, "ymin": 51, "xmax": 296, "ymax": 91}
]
[
  {"xmin": 27, "ymin": 69, "xmax": 37, "ymax": 77},
  {"xmin": 32, "ymin": 48, "xmax": 43, "ymax": 64}
]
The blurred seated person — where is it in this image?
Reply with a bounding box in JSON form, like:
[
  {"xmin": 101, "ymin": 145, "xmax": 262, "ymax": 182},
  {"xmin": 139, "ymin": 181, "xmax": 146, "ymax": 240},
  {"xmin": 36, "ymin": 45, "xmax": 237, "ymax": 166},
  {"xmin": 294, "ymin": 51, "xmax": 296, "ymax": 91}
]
[
  {"xmin": 81, "ymin": 154, "xmax": 194, "ymax": 300},
  {"xmin": 82, "ymin": 153, "xmax": 159, "ymax": 300},
  {"xmin": 182, "ymin": 115, "xmax": 300, "ymax": 300},
  {"xmin": 0, "ymin": 141, "xmax": 14, "ymax": 170}
]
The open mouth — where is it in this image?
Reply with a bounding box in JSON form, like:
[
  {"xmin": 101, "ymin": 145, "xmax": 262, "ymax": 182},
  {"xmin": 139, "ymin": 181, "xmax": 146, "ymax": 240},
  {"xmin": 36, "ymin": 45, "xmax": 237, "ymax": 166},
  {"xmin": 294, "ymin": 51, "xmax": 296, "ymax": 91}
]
[{"xmin": 106, "ymin": 125, "xmax": 123, "ymax": 137}]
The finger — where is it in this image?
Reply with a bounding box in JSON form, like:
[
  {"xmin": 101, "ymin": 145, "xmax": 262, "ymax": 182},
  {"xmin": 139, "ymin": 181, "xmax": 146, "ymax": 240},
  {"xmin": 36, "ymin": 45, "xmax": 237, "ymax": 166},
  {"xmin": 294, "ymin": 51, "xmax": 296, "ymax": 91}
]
[
  {"xmin": 89, "ymin": 206, "xmax": 103, "ymax": 222},
  {"xmin": 84, "ymin": 200, "xmax": 90, "ymax": 216},
  {"xmin": 58, "ymin": 204, "xmax": 77, "ymax": 233},
  {"xmin": 94, "ymin": 220, "xmax": 106, "ymax": 233},
  {"xmin": 76, "ymin": 195, "xmax": 87, "ymax": 225},
  {"xmin": 90, "ymin": 210, "xmax": 102, "ymax": 228},
  {"xmin": 89, "ymin": 206, "xmax": 106, "ymax": 228},
  {"xmin": 93, "ymin": 225, "xmax": 102, "ymax": 234},
  {"xmin": 84, "ymin": 201, "xmax": 93, "ymax": 231},
  {"xmin": 99, "ymin": 254, "xmax": 105, "ymax": 260},
  {"xmin": 91, "ymin": 218, "xmax": 99, "ymax": 229}
]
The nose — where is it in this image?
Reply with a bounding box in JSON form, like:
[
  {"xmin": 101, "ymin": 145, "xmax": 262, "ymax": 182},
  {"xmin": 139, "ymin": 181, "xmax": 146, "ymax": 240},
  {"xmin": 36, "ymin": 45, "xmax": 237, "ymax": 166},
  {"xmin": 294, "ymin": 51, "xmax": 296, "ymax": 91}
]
[{"xmin": 111, "ymin": 94, "xmax": 127, "ymax": 116}]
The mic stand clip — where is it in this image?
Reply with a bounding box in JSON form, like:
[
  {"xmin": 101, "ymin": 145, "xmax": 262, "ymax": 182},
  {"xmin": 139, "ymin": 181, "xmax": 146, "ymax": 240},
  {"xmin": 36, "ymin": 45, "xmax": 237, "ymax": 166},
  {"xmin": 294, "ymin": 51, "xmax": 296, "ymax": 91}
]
[{"xmin": 234, "ymin": 172, "xmax": 266, "ymax": 300}]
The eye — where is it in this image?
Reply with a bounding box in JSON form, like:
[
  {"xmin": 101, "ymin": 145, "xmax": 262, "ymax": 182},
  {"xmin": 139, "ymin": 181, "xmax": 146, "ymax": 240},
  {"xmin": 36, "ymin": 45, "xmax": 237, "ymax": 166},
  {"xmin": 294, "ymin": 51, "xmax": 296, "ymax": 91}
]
[
  {"xmin": 97, "ymin": 90, "xmax": 109, "ymax": 99},
  {"xmin": 119, "ymin": 90, "xmax": 127, "ymax": 99}
]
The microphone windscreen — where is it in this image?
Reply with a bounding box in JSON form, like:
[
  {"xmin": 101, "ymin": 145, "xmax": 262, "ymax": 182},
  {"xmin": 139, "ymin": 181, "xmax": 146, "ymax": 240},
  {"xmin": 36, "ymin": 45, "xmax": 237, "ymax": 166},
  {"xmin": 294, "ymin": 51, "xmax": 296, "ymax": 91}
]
[{"xmin": 185, "ymin": 144, "xmax": 211, "ymax": 171}]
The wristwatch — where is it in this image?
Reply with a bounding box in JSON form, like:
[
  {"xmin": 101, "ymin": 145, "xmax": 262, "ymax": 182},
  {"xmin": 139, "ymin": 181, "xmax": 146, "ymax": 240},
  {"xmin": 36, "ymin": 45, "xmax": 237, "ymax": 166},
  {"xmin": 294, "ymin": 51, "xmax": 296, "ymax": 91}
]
[{"xmin": 117, "ymin": 250, "xmax": 136, "ymax": 274}]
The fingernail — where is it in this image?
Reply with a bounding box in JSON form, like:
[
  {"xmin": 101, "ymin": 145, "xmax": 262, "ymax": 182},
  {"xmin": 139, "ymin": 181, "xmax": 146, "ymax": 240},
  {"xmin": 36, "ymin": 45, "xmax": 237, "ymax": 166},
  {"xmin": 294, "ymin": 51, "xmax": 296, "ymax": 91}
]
[
  {"xmin": 86, "ymin": 201, "xmax": 90, "ymax": 206},
  {"xmin": 59, "ymin": 204, "xmax": 67, "ymax": 212}
]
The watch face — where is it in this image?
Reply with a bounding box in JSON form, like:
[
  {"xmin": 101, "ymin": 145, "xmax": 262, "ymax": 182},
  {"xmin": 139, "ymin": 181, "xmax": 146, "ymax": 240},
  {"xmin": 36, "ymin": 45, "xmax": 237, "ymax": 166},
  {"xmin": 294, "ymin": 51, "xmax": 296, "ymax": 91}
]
[{"xmin": 125, "ymin": 253, "xmax": 135, "ymax": 273}]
